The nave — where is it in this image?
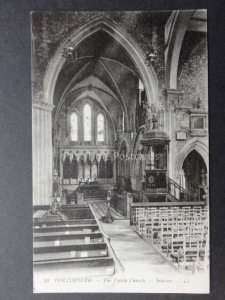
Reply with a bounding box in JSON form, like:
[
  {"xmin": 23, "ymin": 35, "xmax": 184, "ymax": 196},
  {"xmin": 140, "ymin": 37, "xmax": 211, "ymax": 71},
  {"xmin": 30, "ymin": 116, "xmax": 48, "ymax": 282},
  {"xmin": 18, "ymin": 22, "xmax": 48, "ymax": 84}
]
[{"xmin": 32, "ymin": 10, "xmax": 209, "ymax": 293}]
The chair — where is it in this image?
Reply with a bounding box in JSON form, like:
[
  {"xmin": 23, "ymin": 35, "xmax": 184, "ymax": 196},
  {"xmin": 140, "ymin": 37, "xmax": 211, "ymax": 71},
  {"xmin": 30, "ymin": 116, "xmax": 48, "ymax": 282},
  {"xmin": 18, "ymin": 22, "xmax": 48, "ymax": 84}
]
[
  {"xmin": 167, "ymin": 235, "xmax": 184, "ymax": 267},
  {"xmin": 183, "ymin": 235, "xmax": 201, "ymax": 273}
]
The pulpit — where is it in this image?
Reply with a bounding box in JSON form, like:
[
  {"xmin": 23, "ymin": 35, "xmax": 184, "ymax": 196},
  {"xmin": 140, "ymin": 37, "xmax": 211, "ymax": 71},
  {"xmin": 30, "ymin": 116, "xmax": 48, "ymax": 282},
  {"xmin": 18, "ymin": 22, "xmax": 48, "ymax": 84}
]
[{"xmin": 140, "ymin": 120, "xmax": 170, "ymax": 201}]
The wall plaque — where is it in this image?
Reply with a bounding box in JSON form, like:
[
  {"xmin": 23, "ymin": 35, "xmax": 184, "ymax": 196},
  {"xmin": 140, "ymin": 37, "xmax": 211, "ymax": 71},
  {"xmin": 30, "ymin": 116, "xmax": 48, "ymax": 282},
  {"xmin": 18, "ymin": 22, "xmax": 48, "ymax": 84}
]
[{"xmin": 176, "ymin": 131, "xmax": 187, "ymax": 140}]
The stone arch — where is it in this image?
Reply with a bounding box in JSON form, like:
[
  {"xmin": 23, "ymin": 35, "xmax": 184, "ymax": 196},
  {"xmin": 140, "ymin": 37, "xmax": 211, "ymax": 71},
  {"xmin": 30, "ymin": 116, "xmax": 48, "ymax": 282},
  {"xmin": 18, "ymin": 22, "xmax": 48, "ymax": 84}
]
[
  {"xmin": 54, "ymin": 76, "xmax": 126, "ymax": 134},
  {"xmin": 165, "ymin": 11, "xmax": 194, "ymax": 89},
  {"xmin": 43, "ymin": 16, "xmax": 159, "ymax": 108},
  {"xmin": 179, "ymin": 38, "xmax": 208, "ymax": 80},
  {"xmin": 175, "ymin": 138, "xmax": 208, "ymax": 176}
]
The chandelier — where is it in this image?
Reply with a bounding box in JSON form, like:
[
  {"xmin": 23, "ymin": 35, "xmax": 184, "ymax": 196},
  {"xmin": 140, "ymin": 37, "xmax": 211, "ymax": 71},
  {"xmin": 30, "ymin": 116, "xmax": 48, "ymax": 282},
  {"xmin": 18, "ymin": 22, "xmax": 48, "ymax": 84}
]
[
  {"xmin": 145, "ymin": 19, "xmax": 157, "ymax": 66},
  {"xmin": 62, "ymin": 13, "xmax": 77, "ymax": 63},
  {"xmin": 62, "ymin": 37, "xmax": 77, "ymax": 63},
  {"xmin": 145, "ymin": 47, "xmax": 157, "ymax": 65}
]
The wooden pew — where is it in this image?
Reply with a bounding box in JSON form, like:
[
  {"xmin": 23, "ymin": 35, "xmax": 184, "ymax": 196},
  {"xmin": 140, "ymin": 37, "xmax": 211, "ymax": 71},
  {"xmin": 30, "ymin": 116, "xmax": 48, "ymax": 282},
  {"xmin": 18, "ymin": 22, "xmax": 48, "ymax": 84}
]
[
  {"xmin": 34, "ymin": 256, "xmax": 114, "ymax": 271},
  {"xmin": 33, "ymin": 242, "xmax": 108, "ymax": 262},
  {"xmin": 33, "ymin": 232, "xmax": 103, "ymax": 247},
  {"xmin": 34, "ymin": 219, "xmax": 97, "ymax": 227},
  {"xmin": 33, "ymin": 205, "xmax": 116, "ymax": 276},
  {"xmin": 33, "ymin": 224, "xmax": 99, "ymax": 236}
]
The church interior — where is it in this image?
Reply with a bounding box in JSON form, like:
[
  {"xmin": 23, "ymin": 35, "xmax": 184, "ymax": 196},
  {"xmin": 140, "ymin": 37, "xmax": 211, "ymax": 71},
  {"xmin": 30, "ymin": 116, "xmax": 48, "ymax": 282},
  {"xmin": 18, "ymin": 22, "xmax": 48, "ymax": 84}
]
[{"xmin": 32, "ymin": 10, "xmax": 209, "ymax": 288}]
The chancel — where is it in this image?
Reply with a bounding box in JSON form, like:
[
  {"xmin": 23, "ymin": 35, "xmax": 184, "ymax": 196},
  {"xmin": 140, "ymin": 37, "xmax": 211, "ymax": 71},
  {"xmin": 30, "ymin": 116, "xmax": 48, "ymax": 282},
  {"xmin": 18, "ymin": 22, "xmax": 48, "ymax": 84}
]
[{"xmin": 32, "ymin": 10, "xmax": 209, "ymax": 293}]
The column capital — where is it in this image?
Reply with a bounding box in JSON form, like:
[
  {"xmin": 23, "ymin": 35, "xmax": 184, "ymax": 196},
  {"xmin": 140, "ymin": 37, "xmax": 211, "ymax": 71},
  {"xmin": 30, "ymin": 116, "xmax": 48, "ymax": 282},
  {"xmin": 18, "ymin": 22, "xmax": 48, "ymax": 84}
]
[{"xmin": 33, "ymin": 100, "xmax": 54, "ymax": 112}]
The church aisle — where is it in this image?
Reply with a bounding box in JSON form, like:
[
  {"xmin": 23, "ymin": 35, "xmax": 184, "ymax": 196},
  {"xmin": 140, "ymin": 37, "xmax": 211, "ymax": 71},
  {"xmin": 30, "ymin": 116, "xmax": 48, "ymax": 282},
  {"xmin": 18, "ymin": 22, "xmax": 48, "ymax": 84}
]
[
  {"xmin": 100, "ymin": 219, "xmax": 178, "ymax": 275},
  {"xmin": 86, "ymin": 199, "xmax": 126, "ymax": 220}
]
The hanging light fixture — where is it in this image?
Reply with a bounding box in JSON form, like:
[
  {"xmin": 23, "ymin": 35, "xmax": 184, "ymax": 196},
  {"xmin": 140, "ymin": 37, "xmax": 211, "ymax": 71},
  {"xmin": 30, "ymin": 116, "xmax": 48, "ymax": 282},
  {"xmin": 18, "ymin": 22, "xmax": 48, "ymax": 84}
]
[
  {"xmin": 62, "ymin": 37, "xmax": 77, "ymax": 63},
  {"xmin": 62, "ymin": 13, "xmax": 77, "ymax": 63},
  {"xmin": 146, "ymin": 47, "xmax": 157, "ymax": 65},
  {"xmin": 145, "ymin": 18, "xmax": 157, "ymax": 66}
]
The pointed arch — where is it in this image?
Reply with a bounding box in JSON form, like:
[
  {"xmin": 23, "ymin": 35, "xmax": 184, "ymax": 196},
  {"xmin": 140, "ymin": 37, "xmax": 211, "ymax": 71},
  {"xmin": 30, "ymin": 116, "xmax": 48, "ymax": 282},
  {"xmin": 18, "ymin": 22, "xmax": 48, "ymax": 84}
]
[
  {"xmin": 165, "ymin": 11, "xmax": 194, "ymax": 88},
  {"xmin": 43, "ymin": 16, "xmax": 158, "ymax": 108},
  {"xmin": 175, "ymin": 138, "xmax": 208, "ymax": 175}
]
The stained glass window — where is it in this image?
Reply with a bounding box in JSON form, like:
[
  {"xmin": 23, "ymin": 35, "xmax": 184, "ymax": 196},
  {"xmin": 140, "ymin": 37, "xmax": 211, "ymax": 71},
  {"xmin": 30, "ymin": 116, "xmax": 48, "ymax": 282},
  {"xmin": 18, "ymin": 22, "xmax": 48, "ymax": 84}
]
[
  {"xmin": 71, "ymin": 112, "xmax": 78, "ymax": 141},
  {"xmin": 97, "ymin": 113, "xmax": 105, "ymax": 142},
  {"xmin": 84, "ymin": 103, "xmax": 92, "ymax": 141}
]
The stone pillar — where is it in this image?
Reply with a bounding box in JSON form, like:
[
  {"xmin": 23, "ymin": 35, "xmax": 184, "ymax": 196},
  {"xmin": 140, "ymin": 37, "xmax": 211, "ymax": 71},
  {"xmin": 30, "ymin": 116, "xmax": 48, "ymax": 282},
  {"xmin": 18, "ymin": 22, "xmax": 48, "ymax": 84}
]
[
  {"xmin": 60, "ymin": 149, "xmax": 63, "ymax": 184},
  {"xmin": 126, "ymin": 192, "xmax": 133, "ymax": 218},
  {"xmin": 113, "ymin": 152, "xmax": 117, "ymax": 184},
  {"xmin": 32, "ymin": 101, "xmax": 54, "ymax": 206},
  {"xmin": 164, "ymin": 89, "xmax": 182, "ymax": 181}
]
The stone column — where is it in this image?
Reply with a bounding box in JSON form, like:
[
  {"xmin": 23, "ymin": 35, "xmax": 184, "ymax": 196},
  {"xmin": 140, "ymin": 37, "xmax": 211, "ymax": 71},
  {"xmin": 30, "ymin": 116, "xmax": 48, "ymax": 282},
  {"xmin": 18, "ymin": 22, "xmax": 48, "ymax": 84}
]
[
  {"xmin": 32, "ymin": 101, "xmax": 54, "ymax": 206},
  {"xmin": 60, "ymin": 149, "xmax": 63, "ymax": 184},
  {"xmin": 113, "ymin": 152, "xmax": 117, "ymax": 184},
  {"xmin": 164, "ymin": 89, "xmax": 182, "ymax": 181}
]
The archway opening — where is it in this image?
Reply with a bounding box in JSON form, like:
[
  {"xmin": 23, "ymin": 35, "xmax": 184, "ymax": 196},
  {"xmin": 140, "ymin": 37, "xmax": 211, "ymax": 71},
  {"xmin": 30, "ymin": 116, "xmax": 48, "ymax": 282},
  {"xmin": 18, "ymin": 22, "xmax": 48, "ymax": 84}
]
[
  {"xmin": 181, "ymin": 150, "xmax": 207, "ymax": 194},
  {"xmin": 52, "ymin": 25, "xmax": 157, "ymax": 191}
]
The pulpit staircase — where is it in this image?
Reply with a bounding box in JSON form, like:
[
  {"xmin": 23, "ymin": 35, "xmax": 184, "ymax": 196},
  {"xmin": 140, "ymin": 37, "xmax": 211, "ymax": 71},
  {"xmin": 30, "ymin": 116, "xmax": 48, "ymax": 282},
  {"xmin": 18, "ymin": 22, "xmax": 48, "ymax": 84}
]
[
  {"xmin": 166, "ymin": 177, "xmax": 196, "ymax": 202},
  {"xmin": 142, "ymin": 177, "xmax": 198, "ymax": 203}
]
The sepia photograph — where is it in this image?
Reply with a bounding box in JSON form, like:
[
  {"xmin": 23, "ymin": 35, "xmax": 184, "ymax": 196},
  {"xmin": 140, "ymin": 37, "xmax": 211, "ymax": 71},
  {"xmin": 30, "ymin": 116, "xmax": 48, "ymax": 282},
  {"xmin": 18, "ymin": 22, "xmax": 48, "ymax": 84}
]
[{"xmin": 31, "ymin": 10, "xmax": 209, "ymax": 293}]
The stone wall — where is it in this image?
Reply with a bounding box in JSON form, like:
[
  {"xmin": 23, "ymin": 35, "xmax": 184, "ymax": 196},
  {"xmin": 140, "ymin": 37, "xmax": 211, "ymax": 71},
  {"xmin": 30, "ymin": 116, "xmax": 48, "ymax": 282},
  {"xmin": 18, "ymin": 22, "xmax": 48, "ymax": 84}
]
[
  {"xmin": 32, "ymin": 11, "xmax": 209, "ymax": 201},
  {"xmin": 178, "ymin": 38, "xmax": 208, "ymax": 109},
  {"xmin": 32, "ymin": 12, "xmax": 168, "ymax": 107},
  {"xmin": 171, "ymin": 38, "xmax": 208, "ymax": 180}
]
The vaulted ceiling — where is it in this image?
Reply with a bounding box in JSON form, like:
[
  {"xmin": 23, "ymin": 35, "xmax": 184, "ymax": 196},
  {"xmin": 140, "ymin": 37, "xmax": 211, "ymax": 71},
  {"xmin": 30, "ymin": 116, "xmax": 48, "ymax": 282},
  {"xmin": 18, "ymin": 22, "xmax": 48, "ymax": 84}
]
[
  {"xmin": 53, "ymin": 10, "xmax": 207, "ymax": 124},
  {"xmin": 53, "ymin": 30, "xmax": 140, "ymax": 124}
]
